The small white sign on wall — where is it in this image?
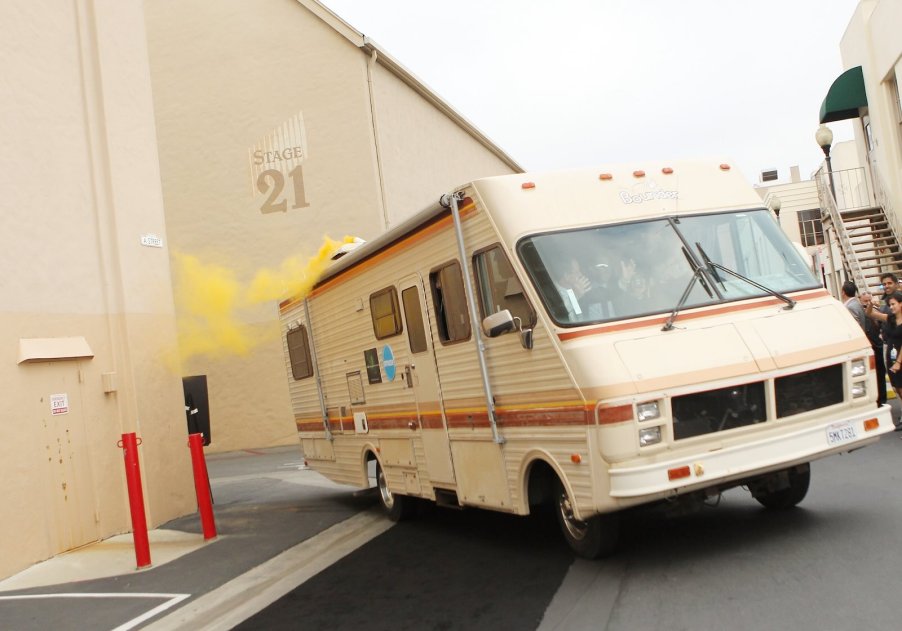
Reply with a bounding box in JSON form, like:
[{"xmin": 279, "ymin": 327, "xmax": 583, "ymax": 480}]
[{"xmin": 50, "ymin": 393, "xmax": 69, "ymax": 416}]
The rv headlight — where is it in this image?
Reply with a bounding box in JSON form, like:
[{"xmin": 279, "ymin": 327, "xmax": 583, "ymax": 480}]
[
  {"xmin": 851, "ymin": 359, "xmax": 866, "ymax": 378},
  {"xmin": 637, "ymin": 400, "xmax": 661, "ymax": 422},
  {"xmin": 639, "ymin": 426, "xmax": 662, "ymax": 447},
  {"xmin": 851, "ymin": 381, "xmax": 866, "ymax": 398}
]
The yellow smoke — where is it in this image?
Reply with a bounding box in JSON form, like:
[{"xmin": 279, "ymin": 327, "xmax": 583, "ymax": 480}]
[{"xmin": 172, "ymin": 236, "xmax": 355, "ymax": 367}]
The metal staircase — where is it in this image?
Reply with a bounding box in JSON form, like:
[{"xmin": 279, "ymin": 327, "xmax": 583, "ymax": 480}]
[{"xmin": 816, "ymin": 166, "xmax": 902, "ymax": 294}]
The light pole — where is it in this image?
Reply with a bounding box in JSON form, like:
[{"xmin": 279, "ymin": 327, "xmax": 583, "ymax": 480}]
[
  {"xmin": 815, "ymin": 123, "xmax": 836, "ymax": 199},
  {"xmin": 770, "ymin": 196, "xmax": 782, "ymax": 223}
]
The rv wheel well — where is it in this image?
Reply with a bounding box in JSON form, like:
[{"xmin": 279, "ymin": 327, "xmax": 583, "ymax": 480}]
[{"xmin": 526, "ymin": 459, "xmax": 558, "ymax": 511}]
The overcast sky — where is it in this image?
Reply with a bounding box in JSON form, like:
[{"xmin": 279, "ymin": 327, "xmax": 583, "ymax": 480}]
[{"xmin": 322, "ymin": 0, "xmax": 861, "ymax": 186}]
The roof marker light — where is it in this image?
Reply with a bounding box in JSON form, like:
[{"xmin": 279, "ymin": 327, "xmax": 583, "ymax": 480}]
[
  {"xmin": 662, "ymin": 167, "xmax": 674, "ymax": 174},
  {"xmin": 522, "ymin": 182, "xmax": 536, "ymax": 189},
  {"xmin": 633, "ymin": 170, "xmax": 645, "ymax": 178},
  {"xmin": 719, "ymin": 163, "xmax": 731, "ymax": 171},
  {"xmin": 599, "ymin": 173, "xmax": 613, "ymax": 181}
]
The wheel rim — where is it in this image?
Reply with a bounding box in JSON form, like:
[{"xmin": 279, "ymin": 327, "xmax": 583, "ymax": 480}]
[
  {"xmin": 377, "ymin": 466, "xmax": 394, "ymax": 510},
  {"xmin": 558, "ymin": 492, "xmax": 588, "ymax": 541}
]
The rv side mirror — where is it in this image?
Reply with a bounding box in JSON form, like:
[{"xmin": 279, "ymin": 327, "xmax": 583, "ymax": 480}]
[{"xmin": 483, "ymin": 309, "xmax": 516, "ymax": 337}]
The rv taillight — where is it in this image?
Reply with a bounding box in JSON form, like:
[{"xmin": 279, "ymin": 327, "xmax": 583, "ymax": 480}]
[
  {"xmin": 633, "ymin": 170, "xmax": 645, "ymax": 178},
  {"xmin": 522, "ymin": 182, "xmax": 536, "ymax": 189},
  {"xmin": 599, "ymin": 173, "xmax": 613, "ymax": 181},
  {"xmin": 719, "ymin": 163, "xmax": 731, "ymax": 171},
  {"xmin": 662, "ymin": 167, "xmax": 673, "ymax": 174}
]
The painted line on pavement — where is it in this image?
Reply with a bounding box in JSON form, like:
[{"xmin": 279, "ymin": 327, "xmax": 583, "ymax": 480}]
[
  {"xmin": 142, "ymin": 509, "xmax": 393, "ymax": 631},
  {"xmin": 0, "ymin": 593, "xmax": 190, "ymax": 631}
]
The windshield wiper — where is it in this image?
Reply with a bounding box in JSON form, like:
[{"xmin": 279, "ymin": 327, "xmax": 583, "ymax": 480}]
[
  {"xmin": 695, "ymin": 242, "xmax": 796, "ymax": 310},
  {"xmin": 662, "ymin": 247, "xmax": 714, "ymax": 331}
]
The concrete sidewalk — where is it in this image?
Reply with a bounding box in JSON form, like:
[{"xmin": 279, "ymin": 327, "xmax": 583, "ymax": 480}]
[{"xmin": 0, "ymin": 445, "xmax": 379, "ymax": 630}]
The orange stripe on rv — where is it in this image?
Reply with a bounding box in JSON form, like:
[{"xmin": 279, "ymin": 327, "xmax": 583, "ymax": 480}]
[
  {"xmin": 598, "ymin": 404, "xmax": 633, "ymax": 424},
  {"xmin": 558, "ymin": 289, "xmax": 829, "ymax": 341}
]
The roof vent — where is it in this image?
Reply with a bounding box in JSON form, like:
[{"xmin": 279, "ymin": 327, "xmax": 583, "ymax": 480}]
[
  {"xmin": 330, "ymin": 237, "xmax": 366, "ymax": 260},
  {"xmin": 760, "ymin": 168, "xmax": 778, "ymax": 183}
]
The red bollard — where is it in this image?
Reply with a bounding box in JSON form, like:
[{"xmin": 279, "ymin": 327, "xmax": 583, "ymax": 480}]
[
  {"xmin": 188, "ymin": 433, "xmax": 217, "ymax": 540},
  {"xmin": 118, "ymin": 432, "xmax": 152, "ymax": 568}
]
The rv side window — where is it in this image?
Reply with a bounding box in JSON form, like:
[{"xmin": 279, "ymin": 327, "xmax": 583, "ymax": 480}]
[
  {"xmin": 401, "ymin": 286, "xmax": 428, "ymax": 353},
  {"xmin": 286, "ymin": 325, "xmax": 313, "ymax": 380},
  {"xmin": 473, "ymin": 245, "xmax": 536, "ymax": 331},
  {"xmin": 430, "ymin": 261, "xmax": 471, "ymax": 344},
  {"xmin": 370, "ymin": 286, "xmax": 403, "ymax": 339}
]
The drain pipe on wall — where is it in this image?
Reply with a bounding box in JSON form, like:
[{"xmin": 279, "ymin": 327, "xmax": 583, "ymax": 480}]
[{"xmin": 364, "ymin": 41, "xmax": 390, "ymax": 231}]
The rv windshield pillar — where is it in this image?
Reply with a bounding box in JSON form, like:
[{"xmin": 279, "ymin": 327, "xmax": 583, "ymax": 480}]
[
  {"xmin": 304, "ymin": 297, "xmax": 332, "ymax": 440},
  {"xmin": 442, "ymin": 191, "xmax": 504, "ymax": 445}
]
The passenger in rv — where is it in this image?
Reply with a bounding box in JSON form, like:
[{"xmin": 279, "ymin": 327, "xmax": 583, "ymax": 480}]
[
  {"xmin": 617, "ymin": 256, "xmax": 651, "ymax": 301},
  {"xmin": 550, "ymin": 256, "xmax": 592, "ymax": 322},
  {"xmin": 583, "ymin": 250, "xmax": 628, "ymax": 320}
]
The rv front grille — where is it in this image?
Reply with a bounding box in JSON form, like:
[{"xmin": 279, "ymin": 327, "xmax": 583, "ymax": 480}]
[
  {"xmin": 775, "ymin": 364, "xmax": 843, "ymax": 418},
  {"xmin": 672, "ymin": 381, "xmax": 767, "ymax": 440}
]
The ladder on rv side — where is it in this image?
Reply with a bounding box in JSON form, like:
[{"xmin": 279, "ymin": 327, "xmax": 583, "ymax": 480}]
[{"xmin": 817, "ymin": 166, "xmax": 902, "ymax": 295}]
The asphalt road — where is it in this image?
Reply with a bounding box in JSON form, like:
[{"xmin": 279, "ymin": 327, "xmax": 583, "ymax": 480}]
[{"xmin": 238, "ymin": 433, "xmax": 902, "ymax": 631}]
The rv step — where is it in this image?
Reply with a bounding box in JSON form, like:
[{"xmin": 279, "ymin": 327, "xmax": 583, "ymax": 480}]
[{"xmin": 434, "ymin": 488, "xmax": 463, "ymax": 509}]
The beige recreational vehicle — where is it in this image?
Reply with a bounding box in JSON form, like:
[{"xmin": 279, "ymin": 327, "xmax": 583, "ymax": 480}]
[{"xmin": 279, "ymin": 161, "xmax": 893, "ymax": 557}]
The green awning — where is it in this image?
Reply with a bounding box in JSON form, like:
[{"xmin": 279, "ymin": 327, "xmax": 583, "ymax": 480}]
[{"xmin": 819, "ymin": 66, "xmax": 868, "ymax": 123}]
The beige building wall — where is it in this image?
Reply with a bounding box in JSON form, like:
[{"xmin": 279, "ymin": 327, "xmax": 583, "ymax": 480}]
[
  {"xmin": 371, "ymin": 59, "xmax": 522, "ymax": 224},
  {"xmin": 143, "ymin": 0, "xmax": 520, "ymax": 452},
  {"xmin": 840, "ymin": 1, "xmax": 902, "ymax": 224},
  {"xmin": 0, "ymin": 0, "xmax": 194, "ymax": 579}
]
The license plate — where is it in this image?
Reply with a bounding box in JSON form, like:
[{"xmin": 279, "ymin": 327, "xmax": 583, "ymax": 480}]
[{"xmin": 826, "ymin": 421, "xmax": 857, "ymax": 446}]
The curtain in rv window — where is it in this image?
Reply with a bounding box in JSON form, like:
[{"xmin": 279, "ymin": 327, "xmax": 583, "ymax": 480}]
[
  {"xmin": 287, "ymin": 325, "xmax": 313, "ymax": 380},
  {"xmin": 370, "ymin": 286, "xmax": 403, "ymax": 339},
  {"xmin": 401, "ymin": 286, "xmax": 428, "ymax": 353},
  {"xmin": 430, "ymin": 261, "xmax": 471, "ymax": 344}
]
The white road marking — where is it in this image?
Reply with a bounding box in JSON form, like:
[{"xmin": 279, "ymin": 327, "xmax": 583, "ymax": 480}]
[
  {"xmin": 0, "ymin": 593, "xmax": 190, "ymax": 631},
  {"xmin": 142, "ymin": 510, "xmax": 393, "ymax": 631}
]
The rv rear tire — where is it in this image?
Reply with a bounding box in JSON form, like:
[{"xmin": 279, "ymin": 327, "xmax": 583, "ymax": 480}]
[
  {"xmin": 555, "ymin": 480, "xmax": 619, "ymax": 559},
  {"xmin": 376, "ymin": 461, "xmax": 416, "ymax": 521}
]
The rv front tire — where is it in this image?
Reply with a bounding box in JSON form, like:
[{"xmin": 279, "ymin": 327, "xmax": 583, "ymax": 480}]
[
  {"xmin": 555, "ymin": 480, "xmax": 619, "ymax": 559},
  {"xmin": 376, "ymin": 461, "xmax": 416, "ymax": 521}
]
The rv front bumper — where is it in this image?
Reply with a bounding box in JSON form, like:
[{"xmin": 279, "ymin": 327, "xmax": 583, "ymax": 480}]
[{"xmin": 607, "ymin": 404, "xmax": 893, "ymax": 499}]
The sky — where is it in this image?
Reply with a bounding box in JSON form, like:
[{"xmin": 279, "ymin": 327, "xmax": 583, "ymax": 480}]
[{"xmin": 321, "ymin": 0, "xmax": 862, "ymax": 187}]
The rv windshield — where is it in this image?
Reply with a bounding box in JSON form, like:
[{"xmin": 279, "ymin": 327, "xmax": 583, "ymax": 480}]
[{"xmin": 517, "ymin": 209, "xmax": 819, "ymax": 326}]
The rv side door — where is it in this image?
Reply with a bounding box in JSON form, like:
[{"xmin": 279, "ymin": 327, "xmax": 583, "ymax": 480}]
[{"xmin": 399, "ymin": 274, "xmax": 456, "ymax": 485}]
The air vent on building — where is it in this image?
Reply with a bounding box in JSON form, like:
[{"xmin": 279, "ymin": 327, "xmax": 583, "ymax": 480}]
[{"xmin": 760, "ymin": 168, "xmax": 778, "ymax": 183}]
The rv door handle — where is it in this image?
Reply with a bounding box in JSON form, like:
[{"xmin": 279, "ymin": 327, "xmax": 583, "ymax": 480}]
[{"xmin": 408, "ymin": 420, "xmax": 418, "ymax": 430}]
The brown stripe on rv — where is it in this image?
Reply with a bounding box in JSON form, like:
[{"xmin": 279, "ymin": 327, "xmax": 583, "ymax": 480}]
[
  {"xmin": 280, "ymin": 200, "xmax": 477, "ymax": 310},
  {"xmin": 557, "ymin": 289, "xmax": 830, "ymax": 341}
]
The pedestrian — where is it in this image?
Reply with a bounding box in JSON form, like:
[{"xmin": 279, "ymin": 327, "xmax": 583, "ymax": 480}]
[
  {"xmin": 841, "ymin": 281, "xmax": 866, "ymax": 330},
  {"xmin": 883, "ymin": 291, "xmax": 902, "ymax": 421},
  {"xmin": 860, "ymin": 292, "xmax": 887, "ymax": 406}
]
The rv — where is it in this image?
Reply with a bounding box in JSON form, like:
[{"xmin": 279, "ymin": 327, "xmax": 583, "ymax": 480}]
[{"xmin": 279, "ymin": 161, "xmax": 893, "ymax": 558}]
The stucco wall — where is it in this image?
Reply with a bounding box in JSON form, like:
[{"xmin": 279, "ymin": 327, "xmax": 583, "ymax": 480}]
[
  {"xmin": 0, "ymin": 0, "xmax": 193, "ymax": 579},
  {"xmin": 372, "ymin": 62, "xmax": 519, "ymax": 226}
]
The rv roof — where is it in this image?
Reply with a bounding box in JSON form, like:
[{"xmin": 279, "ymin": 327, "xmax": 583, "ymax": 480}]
[{"xmin": 311, "ymin": 160, "xmax": 761, "ymax": 293}]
